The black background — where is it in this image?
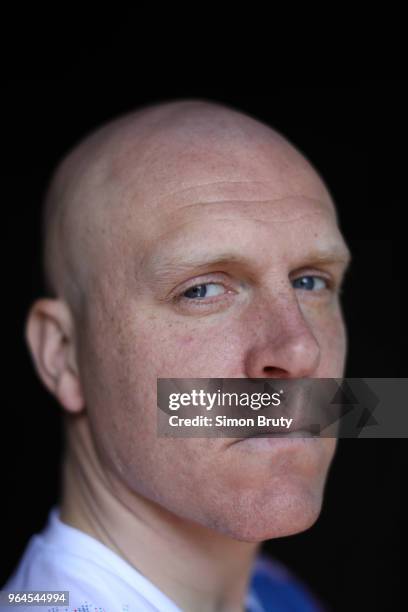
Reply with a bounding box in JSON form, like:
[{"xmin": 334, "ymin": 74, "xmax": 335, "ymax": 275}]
[{"xmin": 2, "ymin": 77, "xmax": 406, "ymax": 612}]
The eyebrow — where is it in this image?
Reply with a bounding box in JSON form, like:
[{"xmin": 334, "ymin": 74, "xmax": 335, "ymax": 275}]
[{"xmin": 147, "ymin": 246, "xmax": 352, "ymax": 286}]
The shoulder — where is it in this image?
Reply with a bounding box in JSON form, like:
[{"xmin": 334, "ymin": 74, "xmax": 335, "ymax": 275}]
[
  {"xmin": 2, "ymin": 509, "xmax": 180, "ymax": 612},
  {"xmin": 247, "ymin": 555, "xmax": 327, "ymax": 612}
]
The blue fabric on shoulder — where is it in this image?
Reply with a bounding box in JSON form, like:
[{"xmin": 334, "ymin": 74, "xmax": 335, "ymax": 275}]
[{"xmin": 246, "ymin": 555, "xmax": 326, "ymax": 612}]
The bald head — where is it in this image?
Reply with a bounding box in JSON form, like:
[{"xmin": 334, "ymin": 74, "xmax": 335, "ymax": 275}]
[{"xmin": 42, "ymin": 98, "xmax": 335, "ymax": 315}]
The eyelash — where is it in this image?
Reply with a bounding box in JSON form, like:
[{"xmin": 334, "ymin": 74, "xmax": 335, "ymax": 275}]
[
  {"xmin": 173, "ymin": 273, "xmax": 337, "ymax": 307},
  {"xmin": 173, "ymin": 279, "xmax": 234, "ymax": 308}
]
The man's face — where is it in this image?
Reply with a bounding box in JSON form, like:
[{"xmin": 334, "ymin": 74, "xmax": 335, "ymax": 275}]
[{"xmin": 72, "ymin": 128, "xmax": 350, "ymax": 542}]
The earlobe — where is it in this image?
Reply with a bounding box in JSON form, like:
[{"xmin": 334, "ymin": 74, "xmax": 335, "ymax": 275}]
[{"xmin": 25, "ymin": 298, "xmax": 85, "ymax": 414}]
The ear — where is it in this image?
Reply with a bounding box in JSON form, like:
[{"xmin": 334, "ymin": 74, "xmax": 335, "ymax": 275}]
[{"xmin": 25, "ymin": 298, "xmax": 85, "ymax": 413}]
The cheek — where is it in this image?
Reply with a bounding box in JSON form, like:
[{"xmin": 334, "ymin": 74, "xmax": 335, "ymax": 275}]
[
  {"xmin": 114, "ymin": 304, "xmax": 348, "ymax": 383},
  {"xmin": 127, "ymin": 310, "xmax": 245, "ymax": 377},
  {"xmin": 76, "ymin": 301, "xmax": 340, "ymax": 541}
]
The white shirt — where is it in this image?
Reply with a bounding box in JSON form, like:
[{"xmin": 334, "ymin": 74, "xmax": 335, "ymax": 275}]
[{"xmin": 2, "ymin": 506, "xmax": 266, "ymax": 612}]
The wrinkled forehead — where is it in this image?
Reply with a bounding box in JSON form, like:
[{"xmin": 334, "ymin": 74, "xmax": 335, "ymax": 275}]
[
  {"xmin": 142, "ymin": 191, "xmax": 344, "ymax": 270},
  {"xmin": 91, "ymin": 185, "xmax": 345, "ymax": 298},
  {"xmin": 65, "ymin": 111, "xmax": 345, "ymax": 302},
  {"xmin": 97, "ymin": 106, "xmax": 336, "ymax": 232},
  {"xmin": 86, "ymin": 186, "xmax": 346, "ymax": 312},
  {"xmin": 148, "ymin": 180, "xmax": 334, "ymax": 223},
  {"xmin": 106, "ymin": 177, "xmax": 338, "ymax": 254}
]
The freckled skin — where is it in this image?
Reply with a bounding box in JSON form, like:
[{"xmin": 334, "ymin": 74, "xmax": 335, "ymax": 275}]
[
  {"xmin": 69, "ymin": 116, "xmax": 348, "ymax": 542},
  {"xmin": 75, "ymin": 199, "xmax": 347, "ymax": 542},
  {"xmin": 26, "ymin": 100, "xmax": 351, "ymax": 609}
]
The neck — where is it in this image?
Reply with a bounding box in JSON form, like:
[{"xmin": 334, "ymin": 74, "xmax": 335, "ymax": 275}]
[{"xmin": 59, "ymin": 415, "xmax": 260, "ymax": 612}]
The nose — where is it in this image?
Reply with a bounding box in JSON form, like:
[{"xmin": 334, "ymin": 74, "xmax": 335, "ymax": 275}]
[{"xmin": 243, "ymin": 294, "xmax": 321, "ymax": 379}]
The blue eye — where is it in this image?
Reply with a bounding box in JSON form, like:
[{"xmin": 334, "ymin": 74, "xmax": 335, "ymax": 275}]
[
  {"xmin": 182, "ymin": 283, "xmax": 225, "ymax": 299},
  {"xmin": 292, "ymin": 275, "xmax": 328, "ymax": 291}
]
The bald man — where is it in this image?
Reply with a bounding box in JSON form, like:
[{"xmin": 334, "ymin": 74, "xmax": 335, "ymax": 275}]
[{"xmin": 2, "ymin": 99, "xmax": 351, "ymax": 611}]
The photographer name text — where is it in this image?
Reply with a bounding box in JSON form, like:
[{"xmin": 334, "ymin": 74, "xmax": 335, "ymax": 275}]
[{"xmin": 167, "ymin": 415, "xmax": 293, "ymax": 428}]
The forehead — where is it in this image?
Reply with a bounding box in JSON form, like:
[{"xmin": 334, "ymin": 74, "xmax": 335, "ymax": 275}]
[
  {"xmin": 138, "ymin": 192, "xmax": 346, "ymax": 272},
  {"xmin": 86, "ymin": 177, "xmax": 350, "ymax": 304},
  {"xmin": 132, "ymin": 177, "xmax": 339, "ymax": 247},
  {"xmin": 104, "ymin": 110, "xmax": 333, "ymax": 229},
  {"xmin": 91, "ymin": 126, "xmax": 347, "ymax": 281},
  {"xmin": 116, "ymin": 175, "xmax": 335, "ymax": 235}
]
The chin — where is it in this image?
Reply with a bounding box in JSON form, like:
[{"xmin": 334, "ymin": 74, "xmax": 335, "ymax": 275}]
[{"xmin": 205, "ymin": 479, "xmax": 326, "ymax": 543}]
